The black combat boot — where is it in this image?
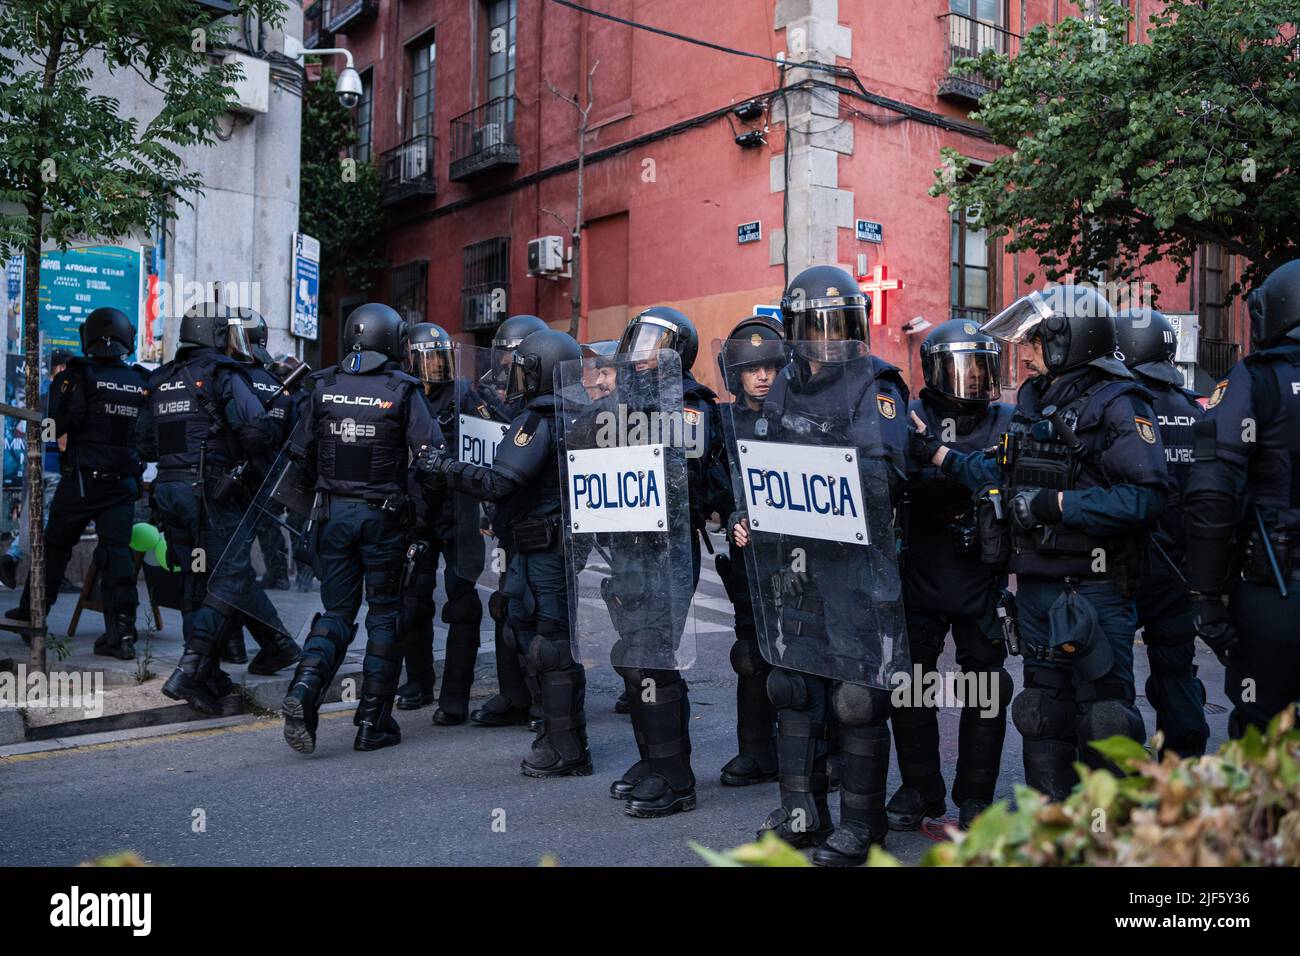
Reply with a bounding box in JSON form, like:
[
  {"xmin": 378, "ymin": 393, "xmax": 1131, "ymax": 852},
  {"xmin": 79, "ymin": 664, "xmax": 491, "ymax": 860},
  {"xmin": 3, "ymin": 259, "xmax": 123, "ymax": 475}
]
[
  {"xmin": 610, "ymin": 673, "xmax": 651, "ymax": 798},
  {"xmin": 521, "ymin": 666, "xmax": 592, "ymax": 777},
  {"xmin": 93, "ymin": 607, "xmax": 138, "ymax": 661},
  {"xmin": 813, "ymin": 726, "xmax": 890, "ymax": 867},
  {"xmin": 624, "ymin": 678, "xmax": 696, "ymax": 818},
  {"xmin": 221, "ymin": 628, "xmax": 248, "ymax": 665},
  {"xmin": 354, "ymin": 693, "xmax": 402, "ymax": 751},
  {"xmin": 282, "ymin": 653, "xmax": 336, "ymax": 755},
  {"xmin": 720, "ymin": 669, "xmax": 778, "ymax": 786},
  {"xmin": 162, "ymin": 641, "xmax": 223, "ymax": 716},
  {"xmin": 758, "ymin": 711, "xmax": 832, "ymax": 847},
  {"xmin": 246, "ymin": 620, "xmax": 302, "ymax": 676}
]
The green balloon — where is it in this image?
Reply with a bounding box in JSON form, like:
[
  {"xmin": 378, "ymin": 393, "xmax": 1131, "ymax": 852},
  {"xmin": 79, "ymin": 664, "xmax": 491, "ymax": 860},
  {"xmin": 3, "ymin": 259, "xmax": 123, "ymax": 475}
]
[
  {"xmin": 155, "ymin": 538, "xmax": 178, "ymax": 573},
  {"xmin": 130, "ymin": 522, "xmax": 161, "ymax": 552}
]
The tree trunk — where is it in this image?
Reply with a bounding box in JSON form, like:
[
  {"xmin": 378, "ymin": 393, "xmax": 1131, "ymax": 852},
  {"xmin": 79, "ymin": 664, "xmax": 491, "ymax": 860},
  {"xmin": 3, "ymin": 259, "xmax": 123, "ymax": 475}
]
[
  {"xmin": 568, "ymin": 134, "xmax": 585, "ymax": 340},
  {"xmin": 23, "ymin": 208, "xmax": 46, "ymax": 673}
]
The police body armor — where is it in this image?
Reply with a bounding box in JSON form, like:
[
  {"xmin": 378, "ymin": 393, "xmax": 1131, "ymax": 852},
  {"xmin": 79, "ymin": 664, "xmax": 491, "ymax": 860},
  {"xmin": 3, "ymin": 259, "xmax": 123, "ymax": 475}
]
[
  {"xmin": 683, "ymin": 376, "xmax": 723, "ymax": 536},
  {"xmin": 495, "ymin": 394, "xmax": 564, "ymax": 543},
  {"xmin": 1239, "ymin": 346, "xmax": 1300, "ymax": 539},
  {"xmin": 309, "ymin": 367, "xmax": 418, "ymax": 499},
  {"xmin": 1001, "ymin": 379, "xmax": 1144, "ymax": 582},
  {"xmin": 905, "ymin": 397, "xmax": 1012, "ymax": 615},
  {"xmin": 247, "ymin": 364, "xmax": 292, "ymax": 434},
  {"xmin": 1146, "ymin": 383, "xmax": 1200, "ymax": 555},
  {"xmin": 63, "ymin": 357, "xmax": 149, "ymax": 477},
  {"xmin": 149, "ymin": 350, "xmax": 248, "ymax": 482}
]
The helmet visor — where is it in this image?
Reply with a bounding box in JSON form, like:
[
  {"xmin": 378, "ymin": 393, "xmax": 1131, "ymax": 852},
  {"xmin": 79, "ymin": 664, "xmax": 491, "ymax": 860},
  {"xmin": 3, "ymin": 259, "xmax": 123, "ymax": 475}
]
[
  {"xmin": 409, "ymin": 343, "xmax": 453, "ymax": 384},
  {"xmin": 925, "ymin": 345, "xmax": 1002, "ymax": 401},
  {"xmin": 980, "ymin": 291, "xmax": 1054, "ymax": 345},
  {"xmin": 616, "ymin": 319, "xmax": 677, "ymax": 359},
  {"xmin": 786, "ymin": 304, "xmax": 869, "ymax": 363},
  {"xmin": 227, "ymin": 316, "xmax": 256, "ymax": 361},
  {"xmin": 506, "ymin": 353, "xmax": 533, "ymax": 405}
]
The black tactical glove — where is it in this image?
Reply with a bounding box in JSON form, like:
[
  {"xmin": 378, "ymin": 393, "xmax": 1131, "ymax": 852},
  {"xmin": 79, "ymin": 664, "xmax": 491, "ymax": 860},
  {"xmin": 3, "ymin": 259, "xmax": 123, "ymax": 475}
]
[
  {"xmin": 907, "ymin": 425, "xmax": 943, "ymax": 467},
  {"xmin": 1191, "ymin": 593, "xmax": 1237, "ymax": 666},
  {"xmin": 1009, "ymin": 488, "xmax": 1061, "ymax": 531},
  {"xmin": 726, "ymin": 510, "xmax": 748, "ymax": 547},
  {"xmin": 415, "ymin": 444, "xmax": 451, "ymax": 477}
]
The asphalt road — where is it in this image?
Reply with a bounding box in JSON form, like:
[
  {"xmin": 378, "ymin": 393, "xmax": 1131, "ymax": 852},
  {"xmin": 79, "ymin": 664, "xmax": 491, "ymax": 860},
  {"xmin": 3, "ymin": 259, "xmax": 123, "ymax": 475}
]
[{"xmin": 0, "ymin": 558, "xmax": 1234, "ymax": 867}]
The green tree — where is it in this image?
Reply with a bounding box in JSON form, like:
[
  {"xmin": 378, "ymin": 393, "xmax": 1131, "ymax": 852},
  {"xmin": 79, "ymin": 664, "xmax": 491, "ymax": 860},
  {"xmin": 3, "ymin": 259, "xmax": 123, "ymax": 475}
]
[
  {"xmin": 932, "ymin": 0, "xmax": 1300, "ymax": 298},
  {"xmin": 298, "ymin": 66, "xmax": 385, "ymax": 322},
  {"xmin": 0, "ymin": 0, "xmax": 286, "ymax": 671}
]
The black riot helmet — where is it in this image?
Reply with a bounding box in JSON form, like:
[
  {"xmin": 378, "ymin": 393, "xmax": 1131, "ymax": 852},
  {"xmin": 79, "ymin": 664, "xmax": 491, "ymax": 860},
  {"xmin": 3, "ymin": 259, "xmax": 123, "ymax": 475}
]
[
  {"xmin": 919, "ymin": 319, "xmax": 1002, "ymax": 408},
  {"xmin": 492, "ymin": 314, "xmax": 548, "ymax": 352},
  {"xmin": 981, "ymin": 284, "xmax": 1128, "ymax": 378},
  {"xmin": 1114, "ymin": 308, "xmax": 1183, "ymax": 387},
  {"xmin": 1247, "ymin": 258, "xmax": 1300, "ymax": 351},
  {"xmin": 408, "ymin": 322, "xmax": 455, "ymax": 385},
  {"xmin": 780, "ymin": 265, "xmax": 871, "ymax": 378},
  {"xmin": 343, "ymin": 302, "xmax": 408, "ymax": 374},
  {"xmin": 617, "ymin": 306, "xmax": 699, "ymax": 372},
  {"xmin": 229, "ymin": 307, "xmax": 273, "ymax": 366},
  {"xmin": 507, "ymin": 329, "xmax": 581, "ymax": 404},
  {"xmin": 80, "ymin": 307, "xmax": 134, "ymax": 358},
  {"xmin": 717, "ymin": 313, "xmax": 787, "ymax": 397},
  {"xmin": 179, "ymin": 302, "xmax": 231, "ymax": 351}
]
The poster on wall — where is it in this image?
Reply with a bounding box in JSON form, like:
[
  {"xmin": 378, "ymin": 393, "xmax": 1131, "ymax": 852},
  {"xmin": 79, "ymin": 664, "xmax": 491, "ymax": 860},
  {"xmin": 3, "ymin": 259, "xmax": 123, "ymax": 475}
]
[
  {"xmin": 2, "ymin": 257, "xmax": 26, "ymax": 537},
  {"xmin": 290, "ymin": 232, "xmax": 320, "ymax": 341}
]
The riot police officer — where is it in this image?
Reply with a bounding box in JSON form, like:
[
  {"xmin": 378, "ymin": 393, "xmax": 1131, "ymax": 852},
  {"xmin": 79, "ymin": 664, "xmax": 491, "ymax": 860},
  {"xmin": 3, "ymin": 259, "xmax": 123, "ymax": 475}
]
[
  {"xmin": 916, "ymin": 285, "xmax": 1169, "ymax": 801},
  {"xmin": 605, "ymin": 306, "xmax": 724, "ymax": 817},
  {"xmin": 282, "ymin": 304, "xmax": 443, "ymax": 754},
  {"xmin": 13, "ymin": 308, "xmax": 149, "ymax": 658},
  {"xmin": 419, "ymin": 329, "xmax": 592, "ymax": 777},
  {"xmin": 713, "ymin": 314, "xmax": 786, "ymax": 786},
  {"xmin": 731, "ymin": 265, "xmax": 911, "ymax": 865},
  {"xmin": 1114, "ymin": 308, "xmax": 1210, "ymax": 757},
  {"xmin": 396, "ymin": 323, "xmax": 493, "ymax": 723},
  {"xmin": 889, "ymin": 319, "xmax": 1014, "ymax": 830},
  {"xmin": 140, "ymin": 303, "xmax": 291, "ymax": 714},
  {"xmin": 1185, "ymin": 258, "xmax": 1300, "ymax": 738},
  {"xmin": 464, "ymin": 313, "xmax": 549, "ymax": 729}
]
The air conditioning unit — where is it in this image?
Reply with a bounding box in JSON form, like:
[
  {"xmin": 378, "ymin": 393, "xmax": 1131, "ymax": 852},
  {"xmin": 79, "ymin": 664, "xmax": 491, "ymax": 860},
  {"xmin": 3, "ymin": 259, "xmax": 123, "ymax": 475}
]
[
  {"xmin": 473, "ymin": 122, "xmax": 504, "ymax": 153},
  {"xmin": 221, "ymin": 52, "xmax": 270, "ymax": 115},
  {"xmin": 528, "ymin": 236, "xmax": 567, "ymax": 277}
]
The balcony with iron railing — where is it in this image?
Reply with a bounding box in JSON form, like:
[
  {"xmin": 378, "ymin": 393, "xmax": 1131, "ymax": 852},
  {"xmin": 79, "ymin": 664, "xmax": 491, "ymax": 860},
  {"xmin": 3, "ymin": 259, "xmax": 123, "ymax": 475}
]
[
  {"xmin": 449, "ymin": 97, "xmax": 520, "ymax": 182},
  {"xmin": 937, "ymin": 13, "xmax": 1020, "ymax": 106},
  {"xmin": 1197, "ymin": 337, "xmax": 1240, "ymax": 380},
  {"xmin": 302, "ymin": 1, "xmax": 332, "ymax": 50},
  {"xmin": 379, "ymin": 135, "xmax": 437, "ymax": 206},
  {"xmin": 325, "ymin": 0, "xmax": 378, "ymax": 34}
]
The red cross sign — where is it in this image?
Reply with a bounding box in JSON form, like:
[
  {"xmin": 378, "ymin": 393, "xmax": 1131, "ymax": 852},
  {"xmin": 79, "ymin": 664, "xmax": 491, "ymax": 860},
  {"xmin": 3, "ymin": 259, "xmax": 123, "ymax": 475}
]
[{"xmin": 858, "ymin": 264, "xmax": 904, "ymax": 327}]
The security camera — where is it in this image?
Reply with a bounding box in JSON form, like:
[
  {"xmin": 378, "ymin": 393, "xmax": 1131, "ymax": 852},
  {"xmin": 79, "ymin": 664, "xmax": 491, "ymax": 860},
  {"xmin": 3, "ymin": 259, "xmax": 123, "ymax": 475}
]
[{"xmin": 335, "ymin": 67, "xmax": 363, "ymax": 109}]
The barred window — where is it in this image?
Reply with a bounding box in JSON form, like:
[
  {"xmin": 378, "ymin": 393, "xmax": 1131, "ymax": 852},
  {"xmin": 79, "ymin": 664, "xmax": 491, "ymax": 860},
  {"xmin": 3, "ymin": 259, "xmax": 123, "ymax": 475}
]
[
  {"xmin": 462, "ymin": 238, "xmax": 510, "ymax": 332},
  {"xmin": 391, "ymin": 260, "xmax": 429, "ymax": 326}
]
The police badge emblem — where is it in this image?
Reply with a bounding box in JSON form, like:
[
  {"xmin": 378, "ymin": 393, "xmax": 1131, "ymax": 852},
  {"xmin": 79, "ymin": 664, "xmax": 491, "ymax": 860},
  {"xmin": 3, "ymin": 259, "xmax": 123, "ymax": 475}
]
[
  {"xmin": 964, "ymin": 323, "xmax": 978, "ymax": 335},
  {"xmin": 513, "ymin": 428, "xmax": 532, "ymax": 447},
  {"xmin": 1207, "ymin": 379, "xmax": 1228, "ymax": 409},
  {"xmin": 877, "ymin": 395, "xmax": 896, "ymax": 419},
  {"xmin": 683, "ymin": 407, "xmax": 701, "ymax": 426},
  {"xmin": 1135, "ymin": 417, "xmax": 1157, "ymax": 445},
  {"xmin": 750, "ymin": 333, "xmax": 763, "ymax": 347}
]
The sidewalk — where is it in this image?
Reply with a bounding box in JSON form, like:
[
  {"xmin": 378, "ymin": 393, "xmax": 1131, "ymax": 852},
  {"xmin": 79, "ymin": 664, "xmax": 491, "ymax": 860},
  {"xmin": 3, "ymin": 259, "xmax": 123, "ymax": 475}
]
[{"xmin": 0, "ymin": 578, "xmax": 499, "ymax": 745}]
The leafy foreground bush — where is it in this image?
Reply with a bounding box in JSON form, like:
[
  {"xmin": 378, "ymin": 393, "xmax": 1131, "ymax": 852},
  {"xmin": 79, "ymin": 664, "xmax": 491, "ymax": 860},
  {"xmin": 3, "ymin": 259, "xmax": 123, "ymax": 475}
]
[{"xmin": 694, "ymin": 709, "xmax": 1300, "ymax": 867}]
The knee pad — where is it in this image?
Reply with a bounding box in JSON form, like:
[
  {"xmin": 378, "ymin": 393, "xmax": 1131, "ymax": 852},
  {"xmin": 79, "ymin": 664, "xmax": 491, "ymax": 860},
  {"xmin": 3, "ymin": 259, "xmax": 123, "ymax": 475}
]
[
  {"xmin": 831, "ymin": 682, "xmax": 890, "ymax": 728},
  {"xmin": 1012, "ymin": 687, "xmax": 1074, "ymax": 740},
  {"xmin": 1078, "ymin": 698, "xmax": 1145, "ymax": 750},
  {"xmin": 364, "ymin": 567, "xmax": 400, "ymax": 603},
  {"xmin": 729, "ymin": 639, "xmax": 768, "ymax": 678},
  {"xmin": 440, "ymin": 591, "xmax": 484, "ymax": 626},
  {"xmin": 526, "ymin": 633, "xmax": 576, "ymax": 673},
  {"xmin": 307, "ymin": 612, "xmax": 356, "ymax": 656},
  {"xmin": 766, "ymin": 668, "xmax": 812, "ymax": 711}
]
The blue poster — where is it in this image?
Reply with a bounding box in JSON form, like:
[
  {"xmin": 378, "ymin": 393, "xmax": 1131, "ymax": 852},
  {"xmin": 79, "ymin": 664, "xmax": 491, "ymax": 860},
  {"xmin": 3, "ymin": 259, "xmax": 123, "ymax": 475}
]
[{"xmin": 291, "ymin": 232, "xmax": 320, "ymax": 341}]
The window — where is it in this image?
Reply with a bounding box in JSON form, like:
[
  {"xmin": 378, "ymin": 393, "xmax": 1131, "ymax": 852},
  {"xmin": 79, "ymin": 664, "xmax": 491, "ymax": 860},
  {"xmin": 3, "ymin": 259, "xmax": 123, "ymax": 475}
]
[
  {"xmin": 352, "ymin": 68, "xmax": 373, "ymax": 163},
  {"xmin": 391, "ymin": 260, "xmax": 429, "ymax": 325},
  {"xmin": 462, "ymin": 238, "xmax": 510, "ymax": 333},
  {"xmin": 408, "ymin": 33, "xmax": 436, "ymax": 140},
  {"xmin": 484, "ymin": 0, "xmax": 517, "ymax": 120},
  {"xmin": 950, "ymin": 201, "xmax": 994, "ymax": 320},
  {"xmin": 949, "ymin": 0, "xmax": 1004, "ymax": 26}
]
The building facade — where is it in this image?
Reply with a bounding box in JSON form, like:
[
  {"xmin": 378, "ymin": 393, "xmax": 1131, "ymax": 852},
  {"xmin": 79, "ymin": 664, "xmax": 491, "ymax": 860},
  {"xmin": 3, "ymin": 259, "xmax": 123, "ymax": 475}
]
[{"xmin": 304, "ymin": 0, "xmax": 1247, "ymax": 392}]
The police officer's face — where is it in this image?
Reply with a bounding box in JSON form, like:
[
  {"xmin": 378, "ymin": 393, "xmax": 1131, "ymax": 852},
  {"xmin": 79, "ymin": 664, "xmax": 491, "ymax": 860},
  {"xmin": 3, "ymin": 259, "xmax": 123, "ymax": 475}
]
[
  {"xmin": 582, "ymin": 362, "xmax": 617, "ymax": 399},
  {"xmin": 1025, "ymin": 337, "xmax": 1049, "ymax": 376},
  {"xmin": 740, "ymin": 363, "xmax": 777, "ymax": 404}
]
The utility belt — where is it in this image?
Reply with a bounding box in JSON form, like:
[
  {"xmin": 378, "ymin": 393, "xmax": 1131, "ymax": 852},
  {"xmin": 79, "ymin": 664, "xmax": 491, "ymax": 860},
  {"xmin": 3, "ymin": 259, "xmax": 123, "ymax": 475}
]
[
  {"xmin": 330, "ymin": 492, "xmax": 409, "ymax": 516},
  {"xmin": 154, "ymin": 461, "xmax": 250, "ymax": 505},
  {"xmin": 62, "ymin": 465, "xmax": 135, "ymax": 484},
  {"xmin": 1241, "ymin": 528, "xmax": 1300, "ymax": 585},
  {"xmin": 512, "ymin": 514, "xmax": 560, "ymax": 554}
]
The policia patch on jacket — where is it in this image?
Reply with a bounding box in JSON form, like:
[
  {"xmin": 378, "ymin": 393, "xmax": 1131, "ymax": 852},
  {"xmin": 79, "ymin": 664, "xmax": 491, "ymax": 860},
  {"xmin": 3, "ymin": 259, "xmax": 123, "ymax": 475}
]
[
  {"xmin": 1134, "ymin": 416, "xmax": 1157, "ymax": 445},
  {"xmin": 1207, "ymin": 379, "xmax": 1229, "ymax": 409},
  {"xmin": 683, "ymin": 407, "xmax": 702, "ymax": 426},
  {"xmin": 877, "ymin": 394, "xmax": 897, "ymax": 420}
]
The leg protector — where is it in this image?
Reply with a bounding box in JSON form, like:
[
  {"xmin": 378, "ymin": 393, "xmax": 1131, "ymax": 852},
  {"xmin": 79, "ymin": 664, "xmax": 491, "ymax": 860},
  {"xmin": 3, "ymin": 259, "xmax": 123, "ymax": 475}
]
[
  {"xmin": 1144, "ymin": 639, "xmax": 1209, "ymax": 759},
  {"xmin": 621, "ymin": 662, "xmax": 696, "ymax": 817},
  {"xmin": 952, "ymin": 668, "xmax": 1012, "ymax": 807},
  {"xmin": 1077, "ymin": 697, "xmax": 1146, "ymax": 772},
  {"xmin": 721, "ymin": 638, "xmax": 777, "ymax": 784},
  {"xmin": 814, "ymin": 723, "xmax": 890, "ymax": 866},
  {"xmin": 282, "ymin": 614, "xmax": 355, "ymax": 755},
  {"xmin": 520, "ymin": 624, "xmax": 592, "ymax": 777},
  {"xmin": 1012, "ymin": 684, "xmax": 1078, "ymax": 802}
]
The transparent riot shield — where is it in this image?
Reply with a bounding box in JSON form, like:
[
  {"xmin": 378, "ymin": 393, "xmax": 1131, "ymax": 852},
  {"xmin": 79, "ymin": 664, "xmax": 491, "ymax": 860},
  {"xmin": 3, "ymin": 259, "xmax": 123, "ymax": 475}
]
[
  {"xmin": 452, "ymin": 345, "xmax": 514, "ymax": 586},
  {"xmin": 558, "ymin": 348, "xmax": 697, "ymax": 672},
  {"xmin": 719, "ymin": 338, "xmax": 910, "ymax": 687},
  {"xmin": 207, "ymin": 449, "xmax": 321, "ymax": 641}
]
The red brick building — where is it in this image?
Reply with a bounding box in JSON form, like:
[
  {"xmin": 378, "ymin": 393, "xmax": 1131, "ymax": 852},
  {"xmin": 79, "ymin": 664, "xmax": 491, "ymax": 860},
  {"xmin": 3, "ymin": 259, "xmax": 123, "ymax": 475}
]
[{"xmin": 301, "ymin": 0, "xmax": 1248, "ymax": 393}]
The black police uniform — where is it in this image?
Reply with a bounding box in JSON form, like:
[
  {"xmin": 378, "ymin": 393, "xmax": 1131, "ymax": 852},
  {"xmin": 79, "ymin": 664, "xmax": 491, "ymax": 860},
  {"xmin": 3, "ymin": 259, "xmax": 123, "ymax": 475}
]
[
  {"xmin": 283, "ymin": 358, "xmax": 442, "ymax": 753},
  {"xmin": 757, "ymin": 353, "xmax": 909, "ymax": 850},
  {"xmin": 1186, "ymin": 337, "xmax": 1300, "ymax": 737},
  {"xmin": 1132, "ymin": 375, "xmax": 1210, "ymax": 756},
  {"xmin": 943, "ymin": 366, "xmax": 1169, "ymax": 799},
  {"xmin": 30, "ymin": 356, "xmax": 149, "ymax": 656},
  {"xmin": 424, "ymin": 386, "xmax": 592, "ymax": 776},
  {"xmin": 246, "ymin": 362, "xmax": 295, "ymax": 588},
  {"xmin": 891, "ymin": 391, "xmax": 1013, "ymax": 823},
  {"xmin": 142, "ymin": 345, "xmax": 284, "ymax": 712}
]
